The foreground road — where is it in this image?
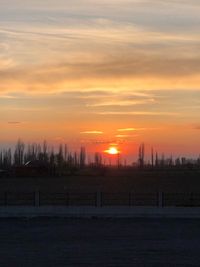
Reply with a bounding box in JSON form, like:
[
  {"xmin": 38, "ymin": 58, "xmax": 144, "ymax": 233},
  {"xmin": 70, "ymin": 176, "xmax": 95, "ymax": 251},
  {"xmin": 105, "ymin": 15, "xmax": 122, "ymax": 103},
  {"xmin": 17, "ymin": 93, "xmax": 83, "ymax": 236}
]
[{"xmin": 0, "ymin": 218, "xmax": 200, "ymax": 266}]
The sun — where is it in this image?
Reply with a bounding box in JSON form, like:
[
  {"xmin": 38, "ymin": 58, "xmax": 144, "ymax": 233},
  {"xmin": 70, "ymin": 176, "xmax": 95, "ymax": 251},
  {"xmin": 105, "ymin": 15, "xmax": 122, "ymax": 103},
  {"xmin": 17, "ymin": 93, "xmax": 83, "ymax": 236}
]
[{"xmin": 104, "ymin": 147, "xmax": 120, "ymax": 155}]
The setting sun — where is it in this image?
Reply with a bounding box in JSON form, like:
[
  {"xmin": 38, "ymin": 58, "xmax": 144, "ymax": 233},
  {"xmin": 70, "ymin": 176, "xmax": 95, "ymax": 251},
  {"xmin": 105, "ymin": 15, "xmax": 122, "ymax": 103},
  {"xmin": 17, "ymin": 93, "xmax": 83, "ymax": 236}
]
[{"xmin": 104, "ymin": 147, "xmax": 120, "ymax": 155}]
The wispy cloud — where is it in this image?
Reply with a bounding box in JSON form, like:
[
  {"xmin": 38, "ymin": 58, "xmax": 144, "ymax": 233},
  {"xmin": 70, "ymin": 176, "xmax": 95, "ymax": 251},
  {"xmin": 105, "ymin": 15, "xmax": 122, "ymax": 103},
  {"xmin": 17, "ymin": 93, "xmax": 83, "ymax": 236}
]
[
  {"xmin": 86, "ymin": 99, "xmax": 155, "ymax": 107},
  {"xmin": 1, "ymin": 3, "xmax": 200, "ymax": 94},
  {"xmin": 80, "ymin": 131, "xmax": 103, "ymax": 134},
  {"xmin": 1, "ymin": 0, "xmax": 200, "ymax": 150},
  {"xmin": 117, "ymin": 128, "xmax": 146, "ymax": 132},
  {"xmin": 97, "ymin": 111, "xmax": 180, "ymax": 116},
  {"xmin": 7, "ymin": 121, "xmax": 22, "ymax": 124},
  {"xmin": 116, "ymin": 134, "xmax": 130, "ymax": 137}
]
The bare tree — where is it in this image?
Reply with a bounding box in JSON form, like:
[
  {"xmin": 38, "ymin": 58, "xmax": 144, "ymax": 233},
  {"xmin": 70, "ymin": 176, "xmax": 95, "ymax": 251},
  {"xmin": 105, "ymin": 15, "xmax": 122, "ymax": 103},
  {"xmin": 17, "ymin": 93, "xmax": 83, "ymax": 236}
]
[
  {"xmin": 155, "ymin": 151, "xmax": 159, "ymax": 167},
  {"xmin": 64, "ymin": 144, "xmax": 68, "ymax": 161},
  {"xmin": 0, "ymin": 149, "xmax": 12, "ymax": 169},
  {"xmin": 80, "ymin": 146, "xmax": 86, "ymax": 168},
  {"xmin": 42, "ymin": 140, "xmax": 48, "ymax": 162},
  {"xmin": 138, "ymin": 143, "xmax": 145, "ymax": 168},
  {"xmin": 14, "ymin": 139, "xmax": 25, "ymax": 165},
  {"xmin": 151, "ymin": 147, "xmax": 154, "ymax": 167},
  {"xmin": 94, "ymin": 152, "xmax": 102, "ymax": 167}
]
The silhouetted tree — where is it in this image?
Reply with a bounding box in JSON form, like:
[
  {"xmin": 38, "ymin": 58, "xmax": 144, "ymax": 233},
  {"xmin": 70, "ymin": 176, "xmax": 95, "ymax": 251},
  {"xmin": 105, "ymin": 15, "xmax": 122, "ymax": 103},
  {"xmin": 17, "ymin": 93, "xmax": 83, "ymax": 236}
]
[
  {"xmin": 138, "ymin": 143, "xmax": 145, "ymax": 168},
  {"xmin": 175, "ymin": 157, "xmax": 181, "ymax": 166},
  {"xmin": 94, "ymin": 152, "xmax": 102, "ymax": 167},
  {"xmin": 80, "ymin": 146, "xmax": 86, "ymax": 168},
  {"xmin": 42, "ymin": 140, "xmax": 48, "ymax": 162},
  {"xmin": 56, "ymin": 144, "xmax": 64, "ymax": 175},
  {"xmin": 151, "ymin": 147, "xmax": 154, "ymax": 167},
  {"xmin": 49, "ymin": 149, "xmax": 56, "ymax": 175},
  {"xmin": 161, "ymin": 153, "xmax": 165, "ymax": 167},
  {"xmin": 169, "ymin": 154, "xmax": 173, "ymax": 166},
  {"xmin": 64, "ymin": 144, "xmax": 68, "ymax": 161},
  {"xmin": 74, "ymin": 152, "xmax": 78, "ymax": 167},
  {"xmin": 14, "ymin": 139, "xmax": 25, "ymax": 165},
  {"xmin": 155, "ymin": 151, "xmax": 159, "ymax": 167},
  {"xmin": 0, "ymin": 149, "xmax": 12, "ymax": 169}
]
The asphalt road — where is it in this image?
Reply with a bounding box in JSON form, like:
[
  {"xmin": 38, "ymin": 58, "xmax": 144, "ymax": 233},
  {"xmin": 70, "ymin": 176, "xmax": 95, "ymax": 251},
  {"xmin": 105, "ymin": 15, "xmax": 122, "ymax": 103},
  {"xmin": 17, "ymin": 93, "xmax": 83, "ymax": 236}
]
[{"xmin": 0, "ymin": 218, "xmax": 200, "ymax": 266}]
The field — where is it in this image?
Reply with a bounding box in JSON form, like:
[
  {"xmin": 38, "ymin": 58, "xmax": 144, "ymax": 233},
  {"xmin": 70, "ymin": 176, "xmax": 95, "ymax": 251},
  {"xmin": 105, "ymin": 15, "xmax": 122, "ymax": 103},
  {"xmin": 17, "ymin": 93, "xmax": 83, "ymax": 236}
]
[
  {"xmin": 0, "ymin": 218, "xmax": 200, "ymax": 266},
  {"xmin": 1, "ymin": 168, "xmax": 200, "ymax": 193},
  {"xmin": 1, "ymin": 169, "xmax": 200, "ymax": 207}
]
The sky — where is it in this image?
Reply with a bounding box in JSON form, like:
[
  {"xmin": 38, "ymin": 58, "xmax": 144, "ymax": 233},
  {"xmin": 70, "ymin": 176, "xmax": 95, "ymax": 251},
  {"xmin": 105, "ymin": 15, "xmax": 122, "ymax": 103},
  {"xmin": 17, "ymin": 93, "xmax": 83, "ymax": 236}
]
[{"xmin": 1, "ymin": 0, "xmax": 200, "ymax": 161}]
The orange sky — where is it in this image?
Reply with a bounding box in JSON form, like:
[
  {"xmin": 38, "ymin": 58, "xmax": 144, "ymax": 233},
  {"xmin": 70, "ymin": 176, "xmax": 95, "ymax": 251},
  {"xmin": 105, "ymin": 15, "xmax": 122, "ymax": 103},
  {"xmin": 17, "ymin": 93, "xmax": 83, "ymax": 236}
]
[{"xmin": 1, "ymin": 0, "xmax": 200, "ymax": 161}]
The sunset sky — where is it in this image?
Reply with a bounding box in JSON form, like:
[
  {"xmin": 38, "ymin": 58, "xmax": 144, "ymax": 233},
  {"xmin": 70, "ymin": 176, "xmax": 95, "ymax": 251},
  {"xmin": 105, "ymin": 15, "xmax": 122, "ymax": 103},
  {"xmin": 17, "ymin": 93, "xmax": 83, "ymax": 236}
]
[{"xmin": 1, "ymin": 0, "xmax": 200, "ymax": 160}]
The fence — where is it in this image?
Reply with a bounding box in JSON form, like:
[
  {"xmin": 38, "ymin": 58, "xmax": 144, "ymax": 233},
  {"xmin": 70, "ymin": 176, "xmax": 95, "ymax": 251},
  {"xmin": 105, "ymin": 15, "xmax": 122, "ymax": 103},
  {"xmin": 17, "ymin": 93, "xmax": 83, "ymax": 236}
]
[{"xmin": 0, "ymin": 192, "xmax": 200, "ymax": 207}]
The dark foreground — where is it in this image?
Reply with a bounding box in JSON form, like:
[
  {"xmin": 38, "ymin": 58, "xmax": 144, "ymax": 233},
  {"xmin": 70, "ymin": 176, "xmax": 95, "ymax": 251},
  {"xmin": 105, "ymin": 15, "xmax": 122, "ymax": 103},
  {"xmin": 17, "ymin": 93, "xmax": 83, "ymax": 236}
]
[{"xmin": 0, "ymin": 218, "xmax": 200, "ymax": 266}]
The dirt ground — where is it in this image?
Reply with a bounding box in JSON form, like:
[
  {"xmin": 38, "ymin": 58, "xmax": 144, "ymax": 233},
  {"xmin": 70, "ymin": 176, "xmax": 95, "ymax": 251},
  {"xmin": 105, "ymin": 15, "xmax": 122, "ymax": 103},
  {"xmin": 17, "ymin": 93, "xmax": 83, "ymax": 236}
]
[
  {"xmin": 1, "ymin": 168, "xmax": 200, "ymax": 193},
  {"xmin": 0, "ymin": 218, "xmax": 200, "ymax": 266}
]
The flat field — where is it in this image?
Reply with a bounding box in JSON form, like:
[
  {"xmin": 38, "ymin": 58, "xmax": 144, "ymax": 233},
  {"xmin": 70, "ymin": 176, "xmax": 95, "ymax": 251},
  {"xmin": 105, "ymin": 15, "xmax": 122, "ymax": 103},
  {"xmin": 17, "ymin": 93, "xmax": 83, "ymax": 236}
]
[
  {"xmin": 1, "ymin": 169, "xmax": 200, "ymax": 193},
  {"xmin": 0, "ymin": 218, "xmax": 200, "ymax": 266}
]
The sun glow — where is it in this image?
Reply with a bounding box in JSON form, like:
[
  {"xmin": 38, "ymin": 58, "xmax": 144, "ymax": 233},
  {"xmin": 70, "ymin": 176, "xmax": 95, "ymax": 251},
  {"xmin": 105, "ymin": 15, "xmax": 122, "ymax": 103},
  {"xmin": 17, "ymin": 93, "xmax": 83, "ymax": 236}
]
[{"xmin": 104, "ymin": 147, "xmax": 120, "ymax": 155}]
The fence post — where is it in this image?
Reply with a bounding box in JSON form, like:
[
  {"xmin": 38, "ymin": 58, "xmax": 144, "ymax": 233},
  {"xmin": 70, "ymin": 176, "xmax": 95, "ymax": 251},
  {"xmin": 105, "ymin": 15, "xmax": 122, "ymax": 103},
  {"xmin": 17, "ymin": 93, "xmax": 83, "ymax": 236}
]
[
  {"xmin": 158, "ymin": 192, "xmax": 163, "ymax": 207},
  {"xmin": 35, "ymin": 191, "xmax": 40, "ymax": 207},
  {"xmin": 96, "ymin": 191, "xmax": 102, "ymax": 207}
]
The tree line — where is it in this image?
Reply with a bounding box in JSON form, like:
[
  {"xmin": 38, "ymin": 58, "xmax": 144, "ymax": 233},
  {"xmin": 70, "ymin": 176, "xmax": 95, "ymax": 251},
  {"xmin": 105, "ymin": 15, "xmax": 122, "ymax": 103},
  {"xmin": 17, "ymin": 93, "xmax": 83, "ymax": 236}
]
[
  {"xmin": 137, "ymin": 143, "xmax": 200, "ymax": 169},
  {"xmin": 0, "ymin": 139, "xmax": 88, "ymax": 171},
  {"xmin": 0, "ymin": 140, "xmax": 200, "ymax": 173}
]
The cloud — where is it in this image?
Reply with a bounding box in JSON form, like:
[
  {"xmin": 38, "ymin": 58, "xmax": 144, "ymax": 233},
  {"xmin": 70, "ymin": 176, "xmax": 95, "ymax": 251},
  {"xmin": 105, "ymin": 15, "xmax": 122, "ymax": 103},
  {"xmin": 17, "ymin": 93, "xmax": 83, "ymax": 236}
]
[
  {"xmin": 1, "ymin": 89, "xmax": 199, "ymax": 128},
  {"xmin": 0, "ymin": 57, "xmax": 16, "ymax": 71},
  {"xmin": 117, "ymin": 128, "xmax": 146, "ymax": 132},
  {"xmin": 86, "ymin": 99, "xmax": 155, "ymax": 107},
  {"xmin": 90, "ymin": 139, "xmax": 116, "ymax": 144},
  {"xmin": 7, "ymin": 121, "xmax": 21, "ymax": 124},
  {"xmin": 115, "ymin": 134, "xmax": 131, "ymax": 138},
  {"xmin": 118, "ymin": 128, "xmax": 136, "ymax": 131},
  {"xmin": 1, "ymin": 4, "xmax": 200, "ymax": 94},
  {"xmin": 97, "ymin": 111, "xmax": 180, "ymax": 116},
  {"xmin": 80, "ymin": 131, "xmax": 103, "ymax": 134},
  {"xmin": 1, "ymin": 49, "xmax": 200, "ymax": 94}
]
